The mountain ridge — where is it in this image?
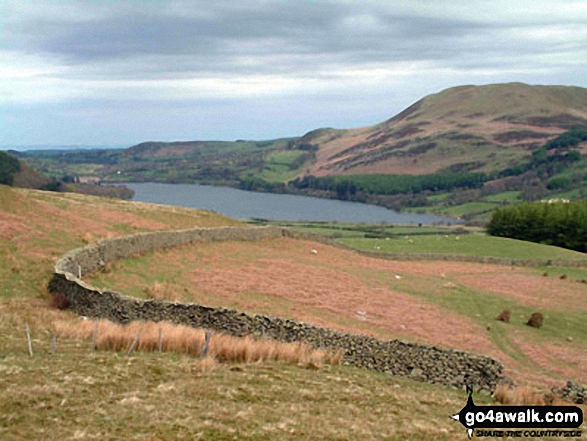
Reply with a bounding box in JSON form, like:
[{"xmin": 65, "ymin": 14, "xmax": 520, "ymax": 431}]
[{"xmin": 296, "ymin": 82, "xmax": 587, "ymax": 177}]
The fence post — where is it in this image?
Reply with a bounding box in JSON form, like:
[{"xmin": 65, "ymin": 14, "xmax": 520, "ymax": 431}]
[
  {"xmin": 127, "ymin": 332, "xmax": 140, "ymax": 356},
  {"xmin": 25, "ymin": 322, "xmax": 33, "ymax": 357},
  {"xmin": 91, "ymin": 321, "xmax": 99, "ymax": 351},
  {"xmin": 51, "ymin": 331, "xmax": 57, "ymax": 354},
  {"xmin": 200, "ymin": 331, "xmax": 211, "ymax": 358}
]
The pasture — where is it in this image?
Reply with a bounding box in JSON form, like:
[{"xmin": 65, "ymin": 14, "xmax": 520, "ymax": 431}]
[{"xmin": 1, "ymin": 186, "xmax": 585, "ymax": 439}]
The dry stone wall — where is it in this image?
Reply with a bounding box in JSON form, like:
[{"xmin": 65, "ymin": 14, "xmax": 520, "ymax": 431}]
[{"xmin": 49, "ymin": 226, "xmax": 504, "ymax": 393}]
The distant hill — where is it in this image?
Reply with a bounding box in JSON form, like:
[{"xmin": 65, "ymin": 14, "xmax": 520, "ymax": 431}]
[
  {"xmin": 17, "ymin": 83, "xmax": 587, "ymax": 222},
  {"xmin": 297, "ymin": 83, "xmax": 587, "ymax": 176},
  {"xmin": 20, "ymin": 138, "xmax": 305, "ymax": 189}
]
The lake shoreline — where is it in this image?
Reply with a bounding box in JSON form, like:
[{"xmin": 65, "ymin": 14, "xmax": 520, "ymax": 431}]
[
  {"xmin": 110, "ymin": 178, "xmax": 461, "ymax": 221},
  {"xmin": 120, "ymin": 182, "xmax": 460, "ymax": 225}
]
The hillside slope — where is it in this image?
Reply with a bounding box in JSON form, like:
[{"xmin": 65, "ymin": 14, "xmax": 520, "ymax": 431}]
[
  {"xmin": 299, "ymin": 83, "xmax": 587, "ymax": 176},
  {"xmin": 18, "ymin": 83, "xmax": 587, "ymax": 223},
  {"xmin": 0, "ymin": 186, "xmax": 504, "ymax": 440}
]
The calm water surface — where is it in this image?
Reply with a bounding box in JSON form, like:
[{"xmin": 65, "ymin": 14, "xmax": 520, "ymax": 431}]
[{"xmin": 126, "ymin": 182, "xmax": 455, "ymax": 224}]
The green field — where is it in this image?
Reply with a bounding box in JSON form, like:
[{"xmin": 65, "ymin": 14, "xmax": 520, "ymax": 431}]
[
  {"xmin": 259, "ymin": 220, "xmax": 587, "ymax": 262},
  {"xmin": 420, "ymin": 202, "xmax": 496, "ymax": 217},
  {"xmin": 484, "ymin": 191, "xmax": 521, "ymax": 203},
  {"xmin": 256, "ymin": 150, "xmax": 307, "ymax": 183},
  {"xmin": 337, "ymin": 233, "xmax": 587, "ymax": 261}
]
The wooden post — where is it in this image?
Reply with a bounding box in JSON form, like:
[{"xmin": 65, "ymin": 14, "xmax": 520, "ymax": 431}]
[
  {"xmin": 78, "ymin": 265, "xmax": 82, "ymax": 279},
  {"xmin": 157, "ymin": 328, "xmax": 162, "ymax": 353},
  {"xmin": 127, "ymin": 332, "xmax": 140, "ymax": 356},
  {"xmin": 51, "ymin": 332, "xmax": 57, "ymax": 354},
  {"xmin": 200, "ymin": 331, "xmax": 211, "ymax": 358},
  {"xmin": 25, "ymin": 322, "xmax": 33, "ymax": 357},
  {"xmin": 91, "ymin": 321, "xmax": 99, "ymax": 351}
]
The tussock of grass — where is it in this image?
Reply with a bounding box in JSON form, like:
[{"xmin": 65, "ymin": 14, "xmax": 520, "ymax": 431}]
[
  {"xmin": 494, "ymin": 384, "xmax": 566, "ymax": 405},
  {"xmin": 54, "ymin": 319, "xmax": 342, "ymax": 366}
]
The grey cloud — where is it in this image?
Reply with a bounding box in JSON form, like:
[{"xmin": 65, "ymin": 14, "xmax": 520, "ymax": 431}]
[{"xmin": 3, "ymin": 1, "xmax": 506, "ymax": 79}]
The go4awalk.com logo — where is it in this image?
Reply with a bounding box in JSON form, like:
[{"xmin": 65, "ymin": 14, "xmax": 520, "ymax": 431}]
[{"xmin": 451, "ymin": 386, "xmax": 583, "ymax": 439}]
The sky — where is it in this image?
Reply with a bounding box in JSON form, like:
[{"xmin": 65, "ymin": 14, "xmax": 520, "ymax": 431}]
[{"xmin": 1, "ymin": 0, "xmax": 586, "ymax": 148}]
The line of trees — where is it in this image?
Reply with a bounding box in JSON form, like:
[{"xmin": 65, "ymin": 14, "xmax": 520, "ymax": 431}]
[
  {"xmin": 0, "ymin": 151, "xmax": 21, "ymax": 185},
  {"xmin": 487, "ymin": 200, "xmax": 587, "ymax": 252},
  {"xmin": 291, "ymin": 172, "xmax": 487, "ymax": 199}
]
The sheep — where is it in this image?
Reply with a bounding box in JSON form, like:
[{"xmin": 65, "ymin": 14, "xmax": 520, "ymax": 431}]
[{"xmin": 310, "ymin": 249, "xmax": 318, "ymax": 255}]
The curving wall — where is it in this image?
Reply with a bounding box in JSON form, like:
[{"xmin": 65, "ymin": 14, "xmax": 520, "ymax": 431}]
[{"xmin": 49, "ymin": 226, "xmax": 504, "ymax": 393}]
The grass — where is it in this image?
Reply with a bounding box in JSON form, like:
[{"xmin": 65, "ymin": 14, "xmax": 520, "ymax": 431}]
[
  {"xmin": 392, "ymin": 275, "xmax": 587, "ymax": 359},
  {"xmin": 494, "ymin": 384, "xmax": 566, "ymax": 405},
  {"xmin": 551, "ymin": 188, "xmax": 586, "ymax": 199},
  {"xmin": 55, "ymin": 319, "xmax": 341, "ymax": 366},
  {"xmin": 256, "ymin": 150, "xmax": 307, "ymax": 183},
  {"xmin": 0, "ymin": 299, "xmax": 483, "ymax": 441},
  {"xmin": 1, "ymin": 186, "xmax": 585, "ymax": 439},
  {"xmin": 424, "ymin": 202, "xmax": 497, "ymax": 217},
  {"xmin": 337, "ymin": 233, "xmax": 587, "ymax": 261},
  {"xmin": 87, "ymin": 234, "xmax": 587, "ymax": 389},
  {"xmin": 484, "ymin": 191, "xmax": 521, "ymax": 203},
  {"xmin": 0, "ymin": 311, "xmax": 486, "ymax": 440},
  {"xmin": 426, "ymin": 193, "xmax": 449, "ymax": 202},
  {"xmin": 256, "ymin": 220, "xmax": 468, "ymax": 238}
]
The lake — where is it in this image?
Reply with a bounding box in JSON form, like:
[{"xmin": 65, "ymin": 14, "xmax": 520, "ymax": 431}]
[{"xmin": 126, "ymin": 182, "xmax": 456, "ymax": 224}]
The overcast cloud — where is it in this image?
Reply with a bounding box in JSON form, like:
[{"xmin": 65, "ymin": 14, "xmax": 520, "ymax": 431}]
[{"xmin": 1, "ymin": 0, "xmax": 586, "ymax": 146}]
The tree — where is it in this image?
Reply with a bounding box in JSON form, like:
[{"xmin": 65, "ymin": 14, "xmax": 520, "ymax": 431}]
[{"xmin": 0, "ymin": 151, "xmax": 21, "ymax": 186}]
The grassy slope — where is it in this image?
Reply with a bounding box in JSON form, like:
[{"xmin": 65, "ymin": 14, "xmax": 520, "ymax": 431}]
[
  {"xmin": 87, "ymin": 231, "xmax": 587, "ymax": 391},
  {"xmin": 306, "ymin": 83, "xmax": 587, "ymax": 177},
  {"xmin": 261, "ymin": 221, "xmax": 587, "ymax": 261},
  {"xmin": 0, "ymin": 330, "xmax": 477, "ymax": 440},
  {"xmin": 0, "ymin": 186, "xmax": 500, "ymax": 440},
  {"xmin": 256, "ymin": 150, "xmax": 308, "ymax": 183},
  {"xmin": 293, "ymin": 84, "xmax": 587, "ymax": 222},
  {"xmin": 338, "ymin": 233, "xmax": 587, "ymax": 261}
]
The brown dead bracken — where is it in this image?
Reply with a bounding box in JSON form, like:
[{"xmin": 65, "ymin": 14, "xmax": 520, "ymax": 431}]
[
  {"xmin": 526, "ymin": 312, "xmax": 544, "ymax": 329},
  {"xmin": 496, "ymin": 309, "xmax": 510, "ymax": 323}
]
